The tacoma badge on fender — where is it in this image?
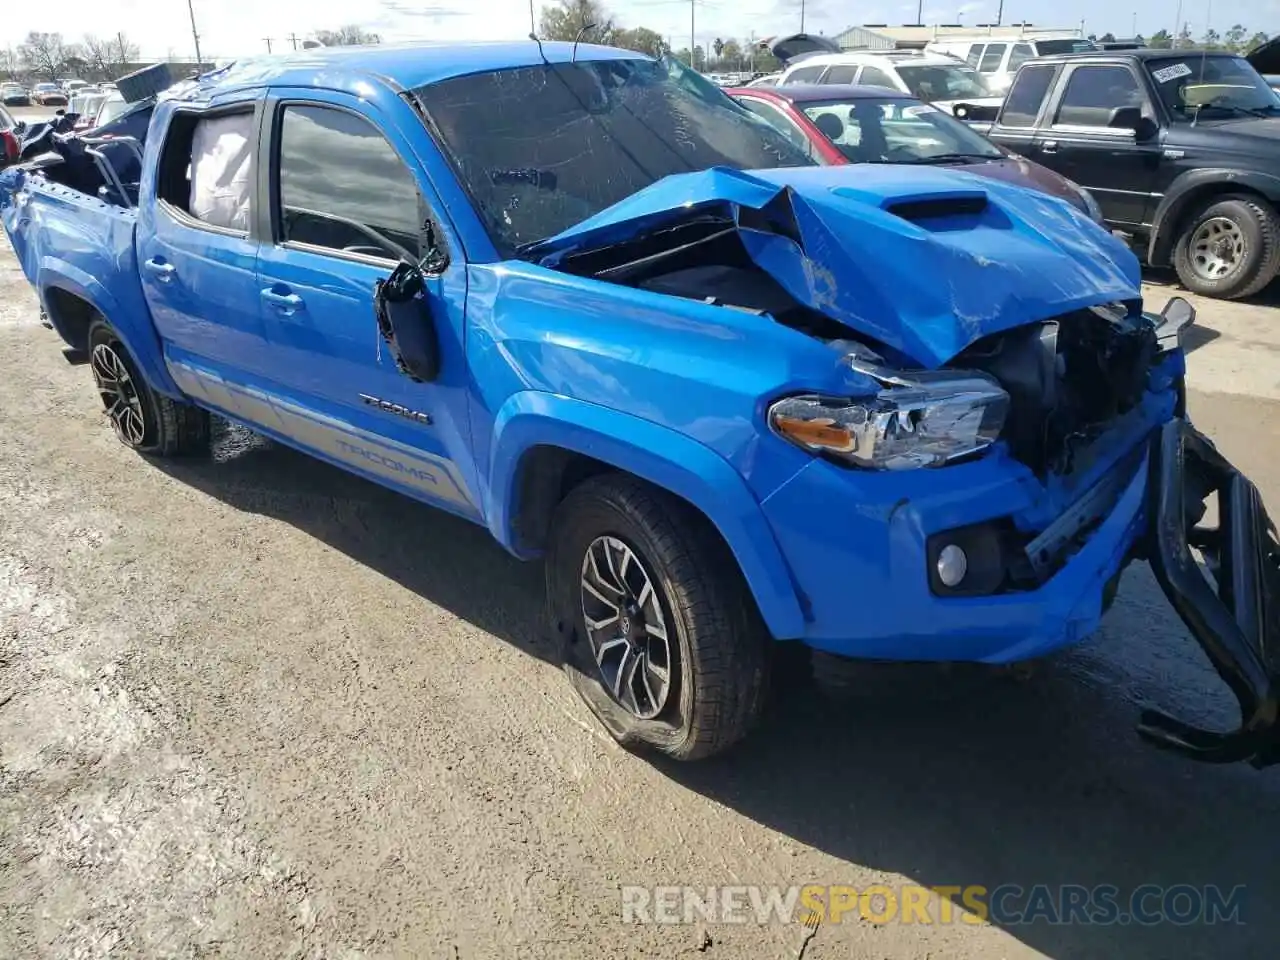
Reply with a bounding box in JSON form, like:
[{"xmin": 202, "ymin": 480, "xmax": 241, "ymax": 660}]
[{"xmin": 358, "ymin": 393, "xmax": 432, "ymax": 425}]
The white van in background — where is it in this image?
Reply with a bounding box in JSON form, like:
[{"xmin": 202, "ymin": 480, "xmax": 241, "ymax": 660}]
[{"xmin": 925, "ymin": 34, "xmax": 1098, "ymax": 94}]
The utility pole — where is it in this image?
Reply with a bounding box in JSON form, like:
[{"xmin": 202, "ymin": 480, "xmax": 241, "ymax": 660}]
[
  {"xmin": 529, "ymin": 0, "xmax": 536, "ymax": 34},
  {"xmin": 1131, "ymin": 12, "xmax": 1137, "ymax": 37},
  {"xmin": 690, "ymin": 0, "xmax": 695, "ymax": 71},
  {"xmin": 288, "ymin": 33, "xmax": 300, "ymax": 51},
  {"xmin": 186, "ymin": 0, "xmax": 203, "ymax": 66},
  {"xmin": 800, "ymin": 0, "xmax": 805, "ymax": 33},
  {"xmin": 997, "ymin": 0, "xmax": 1004, "ymax": 26},
  {"xmin": 916, "ymin": 0, "xmax": 923, "ymax": 26},
  {"xmin": 263, "ymin": 37, "xmax": 274, "ymax": 53},
  {"xmin": 1173, "ymin": 0, "xmax": 1184, "ymax": 48}
]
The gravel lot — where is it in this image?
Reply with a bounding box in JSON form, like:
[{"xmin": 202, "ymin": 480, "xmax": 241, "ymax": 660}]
[{"xmin": 1, "ymin": 233, "xmax": 1278, "ymax": 959}]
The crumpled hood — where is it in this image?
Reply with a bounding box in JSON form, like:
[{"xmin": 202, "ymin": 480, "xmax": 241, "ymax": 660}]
[{"xmin": 534, "ymin": 165, "xmax": 1141, "ymax": 368}]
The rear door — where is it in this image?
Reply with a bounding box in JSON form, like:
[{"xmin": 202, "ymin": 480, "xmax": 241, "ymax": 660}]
[
  {"xmin": 1032, "ymin": 62, "xmax": 1162, "ymax": 227},
  {"xmin": 137, "ymin": 92, "xmax": 270, "ymax": 380},
  {"xmin": 252, "ymin": 90, "xmax": 478, "ymax": 517}
]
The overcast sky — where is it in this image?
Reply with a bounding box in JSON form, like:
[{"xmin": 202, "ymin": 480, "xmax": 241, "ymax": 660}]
[{"xmin": 1, "ymin": 0, "xmax": 1273, "ymax": 61}]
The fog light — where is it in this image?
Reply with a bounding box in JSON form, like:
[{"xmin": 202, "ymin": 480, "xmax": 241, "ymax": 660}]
[{"xmin": 936, "ymin": 544, "xmax": 968, "ymax": 588}]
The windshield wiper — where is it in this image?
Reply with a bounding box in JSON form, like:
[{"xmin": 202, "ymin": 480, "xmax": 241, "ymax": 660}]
[
  {"xmin": 1193, "ymin": 103, "xmax": 1280, "ymax": 120},
  {"xmin": 901, "ymin": 153, "xmax": 1000, "ymax": 165}
]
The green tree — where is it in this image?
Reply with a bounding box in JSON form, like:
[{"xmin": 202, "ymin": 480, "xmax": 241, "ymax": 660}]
[
  {"xmin": 613, "ymin": 27, "xmax": 664, "ymax": 57},
  {"xmin": 1202, "ymin": 27, "xmax": 1221, "ymax": 49},
  {"xmin": 720, "ymin": 39, "xmax": 743, "ymax": 69},
  {"xmin": 1176, "ymin": 23, "xmax": 1193, "ymax": 47},
  {"xmin": 1148, "ymin": 29, "xmax": 1172, "ymax": 48},
  {"xmin": 1224, "ymin": 24, "xmax": 1248, "ymax": 52},
  {"xmin": 1247, "ymin": 31, "xmax": 1270, "ymax": 53}
]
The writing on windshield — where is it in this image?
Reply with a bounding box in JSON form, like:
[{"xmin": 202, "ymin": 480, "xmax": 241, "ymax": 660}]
[{"xmin": 1146, "ymin": 55, "xmax": 1279, "ymax": 120}]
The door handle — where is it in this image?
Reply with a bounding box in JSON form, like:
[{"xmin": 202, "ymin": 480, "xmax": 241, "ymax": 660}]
[
  {"xmin": 261, "ymin": 288, "xmax": 304, "ymax": 314},
  {"xmin": 144, "ymin": 258, "xmax": 175, "ymax": 282},
  {"xmin": 1040, "ymin": 140, "xmax": 1059, "ymax": 154}
]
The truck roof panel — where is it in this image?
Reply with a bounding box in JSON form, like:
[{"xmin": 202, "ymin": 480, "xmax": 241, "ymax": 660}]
[{"xmin": 188, "ymin": 41, "xmax": 650, "ymax": 97}]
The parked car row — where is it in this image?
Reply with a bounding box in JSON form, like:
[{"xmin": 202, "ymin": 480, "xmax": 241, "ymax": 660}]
[
  {"xmin": 760, "ymin": 32, "xmax": 1280, "ymax": 300},
  {"xmin": 1, "ymin": 78, "xmax": 119, "ymax": 108}
]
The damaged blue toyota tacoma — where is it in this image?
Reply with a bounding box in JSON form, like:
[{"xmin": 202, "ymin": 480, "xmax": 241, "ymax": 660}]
[{"xmin": 3, "ymin": 43, "xmax": 1278, "ymax": 766}]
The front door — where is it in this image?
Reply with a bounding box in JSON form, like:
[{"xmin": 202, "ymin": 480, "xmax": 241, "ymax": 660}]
[
  {"xmin": 137, "ymin": 94, "xmax": 269, "ymax": 380},
  {"xmin": 1032, "ymin": 62, "xmax": 1162, "ymax": 229},
  {"xmin": 253, "ymin": 92, "xmax": 479, "ymax": 519}
]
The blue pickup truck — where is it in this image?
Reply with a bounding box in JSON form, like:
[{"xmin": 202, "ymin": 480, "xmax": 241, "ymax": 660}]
[{"xmin": 3, "ymin": 42, "xmax": 1278, "ymax": 766}]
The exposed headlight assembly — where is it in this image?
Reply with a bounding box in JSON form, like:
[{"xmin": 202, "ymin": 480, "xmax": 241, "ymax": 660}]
[{"xmin": 769, "ymin": 368, "xmax": 1009, "ymax": 470}]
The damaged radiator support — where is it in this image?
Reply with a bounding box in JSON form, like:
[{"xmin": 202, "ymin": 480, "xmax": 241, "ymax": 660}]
[{"xmin": 953, "ymin": 305, "xmax": 1158, "ymax": 476}]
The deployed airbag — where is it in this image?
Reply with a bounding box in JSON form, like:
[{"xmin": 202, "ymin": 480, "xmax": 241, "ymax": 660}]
[{"xmin": 189, "ymin": 113, "xmax": 254, "ymax": 231}]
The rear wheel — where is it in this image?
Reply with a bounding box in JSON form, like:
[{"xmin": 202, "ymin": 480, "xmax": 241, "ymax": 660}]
[
  {"xmin": 88, "ymin": 319, "xmax": 209, "ymax": 456},
  {"xmin": 547, "ymin": 475, "xmax": 770, "ymax": 760},
  {"xmin": 1173, "ymin": 196, "xmax": 1280, "ymax": 299}
]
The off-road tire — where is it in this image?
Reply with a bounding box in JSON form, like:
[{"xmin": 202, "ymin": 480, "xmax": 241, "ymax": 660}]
[
  {"xmin": 1173, "ymin": 195, "xmax": 1280, "ymax": 300},
  {"xmin": 88, "ymin": 319, "xmax": 210, "ymax": 456},
  {"xmin": 546, "ymin": 474, "xmax": 770, "ymax": 760}
]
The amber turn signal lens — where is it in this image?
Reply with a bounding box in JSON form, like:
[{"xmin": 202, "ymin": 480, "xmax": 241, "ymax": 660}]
[{"xmin": 772, "ymin": 415, "xmax": 855, "ymax": 452}]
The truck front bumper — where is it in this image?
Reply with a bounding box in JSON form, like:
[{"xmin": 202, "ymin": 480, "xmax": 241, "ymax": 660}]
[{"xmin": 1144, "ymin": 418, "xmax": 1280, "ymax": 768}]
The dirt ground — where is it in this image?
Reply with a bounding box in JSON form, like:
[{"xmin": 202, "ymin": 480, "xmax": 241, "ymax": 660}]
[{"xmin": 1, "ymin": 236, "xmax": 1279, "ymax": 959}]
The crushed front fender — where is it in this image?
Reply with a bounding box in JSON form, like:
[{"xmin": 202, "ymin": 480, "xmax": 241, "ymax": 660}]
[{"xmin": 1144, "ymin": 419, "xmax": 1280, "ymax": 768}]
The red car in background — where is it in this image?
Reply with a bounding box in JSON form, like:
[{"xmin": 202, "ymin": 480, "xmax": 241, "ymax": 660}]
[{"xmin": 727, "ymin": 84, "xmax": 1105, "ymax": 223}]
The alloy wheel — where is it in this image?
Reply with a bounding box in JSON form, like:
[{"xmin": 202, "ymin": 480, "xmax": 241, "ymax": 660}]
[
  {"xmin": 90, "ymin": 341, "xmax": 147, "ymax": 446},
  {"xmin": 579, "ymin": 535, "xmax": 674, "ymax": 720}
]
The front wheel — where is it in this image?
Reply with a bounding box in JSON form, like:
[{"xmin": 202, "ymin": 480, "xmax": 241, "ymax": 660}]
[
  {"xmin": 1172, "ymin": 196, "xmax": 1280, "ymax": 299},
  {"xmin": 88, "ymin": 319, "xmax": 210, "ymax": 456},
  {"xmin": 547, "ymin": 475, "xmax": 770, "ymax": 760}
]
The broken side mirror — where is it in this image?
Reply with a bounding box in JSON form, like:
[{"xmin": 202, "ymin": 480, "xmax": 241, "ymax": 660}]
[
  {"xmin": 1153, "ymin": 296, "xmax": 1196, "ymax": 353},
  {"xmin": 374, "ymin": 261, "xmax": 441, "ymax": 383}
]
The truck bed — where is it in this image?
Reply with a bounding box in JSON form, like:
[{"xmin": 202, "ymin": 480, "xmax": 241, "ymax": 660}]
[{"xmin": 1, "ymin": 167, "xmax": 173, "ymax": 394}]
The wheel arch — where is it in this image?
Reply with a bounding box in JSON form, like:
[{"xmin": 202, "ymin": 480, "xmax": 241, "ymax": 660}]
[
  {"xmin": 37, "ymin": 262, "xmax": 182, "ymax": 397},
  {"xmin": 487, "ymin": 391, "xmax": 807, "ymax": 641},
  {"xmin": 1148, "ymin": 170, "xmax": 1280, "ymax": 266}
]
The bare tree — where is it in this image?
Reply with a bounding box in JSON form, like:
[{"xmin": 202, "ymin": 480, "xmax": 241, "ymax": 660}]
[
  {"xmin": 0, "ymin": 47, "xmax": 19, "ymax": 81},
  {"xmin": 106, "ymin": 33, "xmax": 140, "ymax": 77},
  {"xmin": 313, "ymin": 26, "xmax": 382, "ymax": 46},
  {"xmin": 83, "ymin": 35, "xmax": 111, "ymax": 79},
  {"xmin": 18, "ymin": 31, "xmax": 71, "ymax": 81},
  {"xmin": 539, "ymin": 0, "xmax": 618, "ymax": 45}
]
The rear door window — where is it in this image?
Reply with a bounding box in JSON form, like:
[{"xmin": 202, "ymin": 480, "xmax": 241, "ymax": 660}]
[
  {"xmin": 275, "ymin": 104, "xmax": 423, "ymax": 261},
  {"xmin": 979, "ymin": 44, "xmax": 1008, "ymax": 73},
  {"xmin": 785, "ymin": 65, "xmax": 826, "ymax": 84},
  {"xmin": 859, "ymin": 66, "xmax": 897, "ymax": 89},
  {"xmin": 1008, "ymin": 44, "xmax": 1034, "ymax": 70},
  {"xmin": 823, "ymin": 64, "xmax": 859, "ymax": 84},
  {"xmin": 966, "ymin": 45, "xmax": 984, "ymax": 67},
  {"xmin": 999, "ymin": 64, "xmax": 1056, "ymax": 127}
]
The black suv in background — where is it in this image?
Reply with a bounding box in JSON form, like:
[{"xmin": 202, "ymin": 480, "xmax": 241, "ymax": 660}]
[{"xmin": 987, "ymin": 47, "xmax": 1280, "ymax": 299}]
